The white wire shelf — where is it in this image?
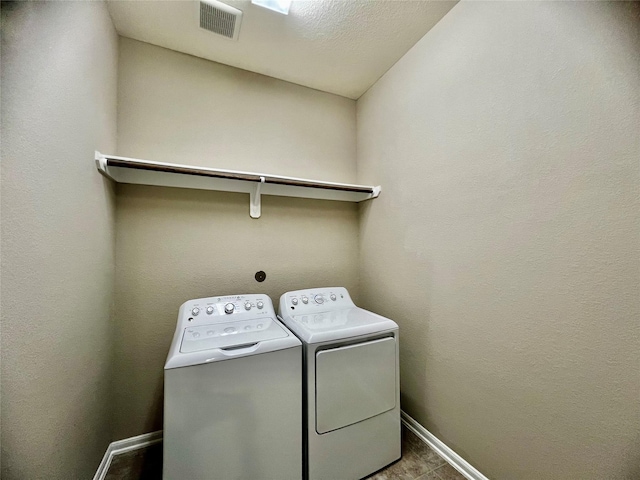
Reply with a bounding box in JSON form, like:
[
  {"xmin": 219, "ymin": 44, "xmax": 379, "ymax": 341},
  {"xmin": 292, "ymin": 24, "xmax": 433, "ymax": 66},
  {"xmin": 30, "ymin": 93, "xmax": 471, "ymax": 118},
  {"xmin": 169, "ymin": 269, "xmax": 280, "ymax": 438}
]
[{"xmin": 95, "ymin": 152, "xmax": 381, "ymax": 218}]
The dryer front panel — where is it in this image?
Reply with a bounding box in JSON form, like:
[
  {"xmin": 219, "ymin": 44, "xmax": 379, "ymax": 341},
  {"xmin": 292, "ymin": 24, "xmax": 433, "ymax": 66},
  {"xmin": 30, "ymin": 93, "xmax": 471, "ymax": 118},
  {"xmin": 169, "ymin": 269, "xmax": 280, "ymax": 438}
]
[{"xmin": 315, "ymin": 336, "xmax": 396, "ymax": 434}]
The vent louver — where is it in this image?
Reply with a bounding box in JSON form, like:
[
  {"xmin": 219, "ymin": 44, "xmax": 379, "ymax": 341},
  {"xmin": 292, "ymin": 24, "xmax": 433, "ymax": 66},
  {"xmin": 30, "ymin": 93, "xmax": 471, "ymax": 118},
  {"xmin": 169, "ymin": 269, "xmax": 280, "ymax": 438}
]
[{"xmin": 199, "ymin": 0, "xmax": 242, "ymax": 41}]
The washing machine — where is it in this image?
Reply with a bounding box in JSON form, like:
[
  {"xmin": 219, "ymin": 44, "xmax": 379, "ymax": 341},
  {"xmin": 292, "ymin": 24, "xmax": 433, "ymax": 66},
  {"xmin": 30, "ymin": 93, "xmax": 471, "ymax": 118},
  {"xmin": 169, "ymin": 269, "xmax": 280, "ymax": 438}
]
[
  {"xmin": 163, "ymin": 294, "xmax": 302, "ymax": 480},
  {"xmin": 277, "ymin": 287, "xmax": 400, "ymax": 480}
]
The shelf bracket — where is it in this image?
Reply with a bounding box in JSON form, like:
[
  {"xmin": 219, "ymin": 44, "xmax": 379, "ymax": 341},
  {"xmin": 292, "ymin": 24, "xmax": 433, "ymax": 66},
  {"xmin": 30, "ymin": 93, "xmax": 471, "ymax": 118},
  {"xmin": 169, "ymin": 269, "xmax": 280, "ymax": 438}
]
[
  {"xmin": 250, "ymin": 176, "xmax": 266, "ymax": 219},
  {"xmin": 94, "ymin": 151, "xmax": 114, "ymax": 180}
]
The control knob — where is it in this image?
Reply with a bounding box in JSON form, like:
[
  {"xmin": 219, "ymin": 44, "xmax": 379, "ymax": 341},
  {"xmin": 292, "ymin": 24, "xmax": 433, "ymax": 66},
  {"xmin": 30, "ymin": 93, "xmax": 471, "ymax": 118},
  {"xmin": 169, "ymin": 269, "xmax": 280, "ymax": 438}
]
[
  {"xmin": 330, "ymin": 294, "xmax": 337, "ymax": 301},
  {"xmin": 245, "ymin": 302, "xmax": 252, "ymax": 311},
  {"xmin": 257, "ymin": 301, "xmax": 264, "ymax": 309},
  {"xmin": 224, "ymin": 303, "xmax": 235, "ymax": 314},
  {"xmin": 191, "ymin": 307, "xmax": 200, "ymax": 316},
  {"xmin": 291, "ymin": 298, "xmax": 299, "ymax": 305},
  {"xmin": 206, "ymin": 306, "xmax": 214, "ymax": 315},
  {"xmin": 302, "ymin": 296, "xmax": 309, "ymax": 304},
  {"xmin": 314, "ymin": 295, "xmax": 324, "ymax": 304}
]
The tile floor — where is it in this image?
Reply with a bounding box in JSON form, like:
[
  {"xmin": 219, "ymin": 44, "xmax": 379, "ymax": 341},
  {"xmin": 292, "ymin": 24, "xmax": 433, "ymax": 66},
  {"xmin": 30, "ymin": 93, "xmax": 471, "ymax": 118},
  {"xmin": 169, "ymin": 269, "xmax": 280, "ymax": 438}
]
[
  {"xmin": 105, "ymin": 426, "xmax": 466, "ymax": 480},
  {"xmin": 364, "ymin": 427, "xmax": 465, "ymax": 480},
  {"xmin": 105, "ymin": 443, "xmax": 162, "ymax": 480}
]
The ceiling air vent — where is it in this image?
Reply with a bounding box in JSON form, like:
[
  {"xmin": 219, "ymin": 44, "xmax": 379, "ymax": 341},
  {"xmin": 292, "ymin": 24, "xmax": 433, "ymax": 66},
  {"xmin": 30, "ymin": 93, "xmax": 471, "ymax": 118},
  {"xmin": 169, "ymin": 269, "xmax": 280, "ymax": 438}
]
[{"xmin": 199, "ymin": 0, "xmax": 242, "ymax": 41}]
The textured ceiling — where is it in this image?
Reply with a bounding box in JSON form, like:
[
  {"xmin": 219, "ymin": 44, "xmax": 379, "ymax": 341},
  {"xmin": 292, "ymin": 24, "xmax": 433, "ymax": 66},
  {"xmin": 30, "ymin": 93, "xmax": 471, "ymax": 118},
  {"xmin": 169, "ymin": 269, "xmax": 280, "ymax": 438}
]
[{"xmin": 106, "ymin": 0, "xmax": 457, "ymax": 99}]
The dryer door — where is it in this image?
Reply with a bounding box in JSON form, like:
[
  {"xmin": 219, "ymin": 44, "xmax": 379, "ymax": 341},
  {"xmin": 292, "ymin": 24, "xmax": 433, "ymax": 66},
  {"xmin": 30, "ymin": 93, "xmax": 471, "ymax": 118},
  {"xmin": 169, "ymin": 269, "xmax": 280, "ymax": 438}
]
[{"xmin": 315, "ymin": 336, "xmax": 396, "ymax": 434}]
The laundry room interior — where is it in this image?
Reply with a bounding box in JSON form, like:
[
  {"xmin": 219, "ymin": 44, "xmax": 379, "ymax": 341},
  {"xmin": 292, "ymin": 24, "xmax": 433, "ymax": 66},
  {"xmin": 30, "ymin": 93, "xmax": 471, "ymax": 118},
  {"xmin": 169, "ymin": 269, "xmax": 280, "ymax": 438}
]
[{"xmin": 1, "ymin": 1, "xmax": 639, "ymax": 480}]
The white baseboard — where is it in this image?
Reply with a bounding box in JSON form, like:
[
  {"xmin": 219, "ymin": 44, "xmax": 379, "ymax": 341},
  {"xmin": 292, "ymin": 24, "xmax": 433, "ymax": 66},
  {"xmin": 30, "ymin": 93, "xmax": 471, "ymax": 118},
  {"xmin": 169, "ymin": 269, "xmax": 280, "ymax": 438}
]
[
  {"xmin": 401, "ymin": 411, "xmax": 489, "ymax": 480},
  {"xmin": 92, "ymin": 430, "xmax": 163, "ymax": 480},
  {"xmin": 93, "ymin": 414, "xmax": 487, "ymax": 480}
]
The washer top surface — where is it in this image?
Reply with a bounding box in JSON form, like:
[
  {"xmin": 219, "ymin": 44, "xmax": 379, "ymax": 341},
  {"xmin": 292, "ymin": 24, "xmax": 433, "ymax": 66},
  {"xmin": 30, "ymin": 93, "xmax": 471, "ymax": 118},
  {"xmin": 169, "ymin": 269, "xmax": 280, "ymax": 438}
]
[
  {"xmin": 278, "ymin": 287, "xmax": 397, "ymax": 344},
  {"xmin": 165, "ymin": 294, "xmax": 300, "ymax": 370},
  {"xmin": 179, "ymin": 317, "xmax": 289, "ymax": 353}
]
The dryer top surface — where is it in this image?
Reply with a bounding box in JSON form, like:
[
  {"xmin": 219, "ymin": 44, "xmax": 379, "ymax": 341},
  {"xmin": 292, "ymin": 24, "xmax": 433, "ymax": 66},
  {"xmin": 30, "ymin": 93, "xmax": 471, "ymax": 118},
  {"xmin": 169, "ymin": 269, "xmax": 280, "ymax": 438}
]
[
  {"xmin": 289, "ymin": 308, "xmax": 397, "ymax": 344},
  {"xmin": 278, "ymin": 287, "xmax": 397, "ymax": 344}
]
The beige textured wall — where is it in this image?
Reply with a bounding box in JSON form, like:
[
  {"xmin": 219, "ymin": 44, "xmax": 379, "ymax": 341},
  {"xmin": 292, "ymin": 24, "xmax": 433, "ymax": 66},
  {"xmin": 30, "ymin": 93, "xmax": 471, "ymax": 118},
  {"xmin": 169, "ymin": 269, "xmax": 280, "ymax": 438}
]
[
  {"xmin": 113, "ymin": 38, "xmax": 359, "ymax": 440},
  {"xmin": 357, "ymin": 2, "xmax": 640, "ymax": 479},
  {"xmin": 1, "ymin": 2, "xmax": 118, "ymax": 479}
]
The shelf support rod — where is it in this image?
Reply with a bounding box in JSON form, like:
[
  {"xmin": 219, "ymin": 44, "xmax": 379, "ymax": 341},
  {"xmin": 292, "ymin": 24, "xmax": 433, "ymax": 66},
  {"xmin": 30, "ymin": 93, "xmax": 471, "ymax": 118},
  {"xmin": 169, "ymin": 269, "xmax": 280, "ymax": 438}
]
[{"xmin": 250, "ymin": 176, "xmax": 266, "ymax": 218}]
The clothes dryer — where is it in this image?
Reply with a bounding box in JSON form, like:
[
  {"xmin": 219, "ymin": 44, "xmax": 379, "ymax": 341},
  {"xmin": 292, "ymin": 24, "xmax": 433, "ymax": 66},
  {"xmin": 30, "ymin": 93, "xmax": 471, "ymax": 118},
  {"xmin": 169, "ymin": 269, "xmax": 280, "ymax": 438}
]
[{"xmin": 278, "ymin": 287, "xmax": 400, "ymax": 480}]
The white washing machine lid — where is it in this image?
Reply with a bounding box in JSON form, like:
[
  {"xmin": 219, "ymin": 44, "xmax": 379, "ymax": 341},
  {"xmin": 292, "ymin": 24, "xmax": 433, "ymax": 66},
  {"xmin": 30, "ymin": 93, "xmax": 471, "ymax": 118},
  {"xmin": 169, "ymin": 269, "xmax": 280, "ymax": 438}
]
[
  {"xmin": 180, "ymin": 317, "xmax": 288, "ymax": 353},
  {"xmin": 165, "ymin": 317, "xmax": 300, "ymax": 369},
  {"xmin": 280, "ymin": 307, "xmax": 397, "ymax": 344}
]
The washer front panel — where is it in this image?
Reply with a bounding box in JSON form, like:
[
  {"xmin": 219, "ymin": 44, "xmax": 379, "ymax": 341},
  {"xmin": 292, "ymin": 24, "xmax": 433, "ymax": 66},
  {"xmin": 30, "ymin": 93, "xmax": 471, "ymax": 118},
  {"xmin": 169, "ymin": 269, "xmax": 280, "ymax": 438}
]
[{"xmin": 164, "ymin": 345, "xmax": 302, "ymax": 480}]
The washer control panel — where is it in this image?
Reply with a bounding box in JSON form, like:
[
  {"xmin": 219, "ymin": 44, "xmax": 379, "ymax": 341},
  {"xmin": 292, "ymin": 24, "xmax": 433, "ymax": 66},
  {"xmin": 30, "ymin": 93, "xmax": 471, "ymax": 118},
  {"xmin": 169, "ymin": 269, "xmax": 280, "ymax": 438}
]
[
  {"xmin": 283, "ymin": 287, "xmax": 354, "ymax": 314},
  {"xmin": 179, "ymin": 294, "xmax": 273, "ymax": 329}
]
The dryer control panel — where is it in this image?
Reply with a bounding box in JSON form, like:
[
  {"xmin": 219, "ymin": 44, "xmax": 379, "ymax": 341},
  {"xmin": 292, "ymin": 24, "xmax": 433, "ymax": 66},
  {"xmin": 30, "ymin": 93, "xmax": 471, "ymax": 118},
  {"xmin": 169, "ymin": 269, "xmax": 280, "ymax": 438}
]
[{"xmin": 281, "ymin": 287, "xmax": 354, "ymax": 314}]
